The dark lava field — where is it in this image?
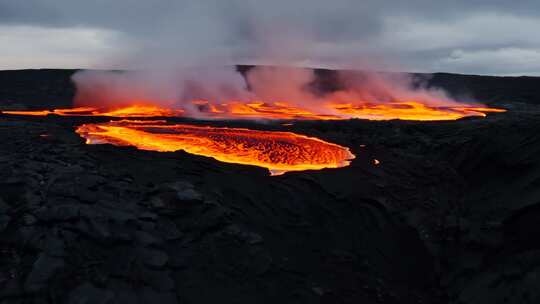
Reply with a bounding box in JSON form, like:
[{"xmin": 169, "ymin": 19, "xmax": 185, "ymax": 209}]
[{"xmin": 1, "ymin": 68, "xmax": 540, "ymax": 304}]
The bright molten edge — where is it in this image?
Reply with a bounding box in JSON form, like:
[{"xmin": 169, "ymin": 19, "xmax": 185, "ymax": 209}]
[
  {"xmin": 2, "ymin": 102, "xmax": 506, "ymax": 121},
  {"xmin": 75, "ymin": 120, "xmax": 355, "ymax": 175}
]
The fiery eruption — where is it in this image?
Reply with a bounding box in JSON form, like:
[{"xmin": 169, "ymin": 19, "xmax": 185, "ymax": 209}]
[{"xmin": 75, "ymin": 120, "xmax": 355, "ymax": 175}]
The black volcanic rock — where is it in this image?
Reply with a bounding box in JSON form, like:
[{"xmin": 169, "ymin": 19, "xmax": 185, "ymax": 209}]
[
  {"xmin": 1, "ymin": 68, "xmax": 540, "ymax": 303},
  {"xmin": 67, "ymin": 282, "xmax": 114, "ymax": 304},
  {"xmin": 25, "ymin": 253, "xmax": 65, "ymax": 293},
  {"xmin": 0, "ymin": 69, "xmax": 76, "ymax": 109}
]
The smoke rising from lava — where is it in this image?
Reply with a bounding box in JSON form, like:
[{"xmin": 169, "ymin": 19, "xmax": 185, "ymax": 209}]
[
  {"xmin": 73, "ymin": 67, "xmax": 250, "ymax": 117},
  {"xmin": 72, "ymin": 65, "xmax": 481, "ymax": 121},
  {"xmin": 65, "ymin": 0, "xmax": 492, "ymax": 121}
]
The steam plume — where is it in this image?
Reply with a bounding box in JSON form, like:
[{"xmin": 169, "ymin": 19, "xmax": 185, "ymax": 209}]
[{"xmin": 72, "ymin": 65, "xmax": 470, "ymax": 120}]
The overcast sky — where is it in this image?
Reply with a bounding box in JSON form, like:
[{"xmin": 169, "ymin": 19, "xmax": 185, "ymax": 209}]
[{"xmin": 1, "ymin": 0, "xmax": 539, "ymax": 75}]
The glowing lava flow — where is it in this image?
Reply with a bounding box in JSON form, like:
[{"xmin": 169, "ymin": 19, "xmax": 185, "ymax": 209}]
[
  {"xmin": 193, "ymin": 101, "xmax": 340, "ymax": 120},
  {"xmin": 2, "ymin": 105, "xmax": 182, "ymax": 117},
  {"xmin": 330, "ymin": 102, "xmax": 507, "ymax": 121},
  {"xmin": 75, "ymin": 120, "xmax": 355, "ymax": 175},
  {"xmin": 2, "ymin": 100, "xmax": 505, "ymax": 121},
  {"xmin": 1, "ymin": 99, "xmax": 505, "ymax": 175},
  {"xmin": 191, "ymin": 100, "xmax": 506, "ymax": 121}
]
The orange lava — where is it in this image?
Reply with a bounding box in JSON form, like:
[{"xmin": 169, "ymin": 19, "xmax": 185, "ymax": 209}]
[
  {"xmin": 2, "ymin": 105, "xmax": 182, "ymax": 117},
  {"xmin": 1, "ymin": 107, "xmax": 97, "ymax": 116},
  {"xmin": 194, "ymin": 101, "xmax": 339, "ymax": 120},
  {"xmin": 330, "ymin": 102, "xmax": 507, "ymax": 121},
  {"xmin": 1, "ymin": 99, "xmax": 505, "ymax": 175},
  {"xmin": 75, "ymin": 120, "xmax": 355, "ymax": 175},
  {"xmin": 193, "ymin": 100, "xmax": 506, "ymax": 121},
  {"xmin": 98, "ymin": 105, "xmax": 183, "ymax": 117},
  {"xmin": 2, "ymin": 100, "xmax": 505, "ymax": 121}
]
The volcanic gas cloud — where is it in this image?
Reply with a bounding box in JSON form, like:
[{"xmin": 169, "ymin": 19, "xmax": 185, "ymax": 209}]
[
  {"xmin": 68, "ymin": 66, "xmax": 505, "ymax": 121},
  {"xmin": 4, "ymin": 66, "xmax": 505, "ymax": 121}
]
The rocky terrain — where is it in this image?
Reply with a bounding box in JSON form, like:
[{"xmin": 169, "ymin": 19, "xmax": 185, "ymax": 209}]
[{"xmin": 1, "ymin": 69, "xmax": 540, "ymax": 303}]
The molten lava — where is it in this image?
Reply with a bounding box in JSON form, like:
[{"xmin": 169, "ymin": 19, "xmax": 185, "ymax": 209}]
[
  {"xmin": 188, "ymin": 100, "xmax": 506, "ymax": 120},
  {"xmin": 194, "ymin": 101, "xmax": 339, "ymax": 120},
  {"xmin": 2, "ymin": 100, "xmax": 506, "ymax": 121},
  {"xmin": 2, "ymin": 105, "xmax": 182, "ymax": 117},
  {"xmin": 1, "ymin": 98, "xmax": 506, "ymax": 174},
  {"xmin": 75, "ymin": 120, "xmax": 355, "ymax": 175},
  {"xmin": 330, "ymin": 102, "xmax": 506, "ymax": 121}
]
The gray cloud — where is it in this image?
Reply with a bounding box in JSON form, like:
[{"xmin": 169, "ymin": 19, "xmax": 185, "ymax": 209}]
[{"xmin": 0, "ymin": 0, "xmax": 539, "ymax": 75}]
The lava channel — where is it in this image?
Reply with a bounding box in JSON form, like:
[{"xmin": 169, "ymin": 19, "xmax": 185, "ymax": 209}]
[{"xmin": 75, "ymin": 120, "xmax": 355, "ymax": 175}]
